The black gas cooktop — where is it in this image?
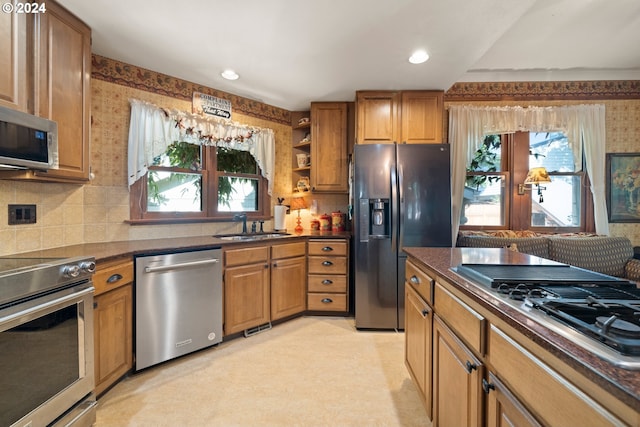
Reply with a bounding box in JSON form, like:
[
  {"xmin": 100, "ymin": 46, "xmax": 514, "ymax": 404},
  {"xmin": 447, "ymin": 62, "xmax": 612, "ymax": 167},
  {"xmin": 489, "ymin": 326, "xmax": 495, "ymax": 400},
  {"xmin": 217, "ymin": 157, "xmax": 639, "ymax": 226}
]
[{"xmin": 453, "ymin": 263, "xmax": 640, "ymax": 370}]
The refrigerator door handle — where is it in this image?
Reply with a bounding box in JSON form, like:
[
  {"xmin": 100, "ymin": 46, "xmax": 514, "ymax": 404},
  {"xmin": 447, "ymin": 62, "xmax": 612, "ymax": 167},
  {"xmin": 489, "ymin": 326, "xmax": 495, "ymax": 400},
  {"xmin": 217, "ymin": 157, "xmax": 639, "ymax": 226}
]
[
  {"xmin": 390, "ymin": 164, "xmax": 397, "ymax": 253},
  {"xmin": 398, "ymin": 164, "xmax": 404, "ymax": 252}
]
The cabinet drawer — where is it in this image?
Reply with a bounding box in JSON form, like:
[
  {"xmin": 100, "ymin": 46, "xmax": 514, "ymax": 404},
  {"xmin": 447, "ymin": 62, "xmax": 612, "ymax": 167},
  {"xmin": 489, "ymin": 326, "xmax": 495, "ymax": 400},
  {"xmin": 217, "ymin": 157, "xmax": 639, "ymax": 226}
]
[
  {"xmin": 308, "ymin": 274, "xmax": 347, "ymax": 293},
  {"xmin": 405, "ymin": 260, "xmax": 434, "ymax": 305},
  {"xmin": 308, "ymin": 240, "xmax": 347, "ymax": 256},
  {"xmin": 308, "ymin": 256, "xmax": 347, "ymax": 274},
  {"xmin": 307, "ymin": 293, "xmax": 347, "ymax": 311},
  {"xmin": 94, "ymin": 259, "xmax": 133, "ymax": 296},
  {"xmin": 225, "ymin": 246, "xmax": 269, "ymax": 267},
  {"xmin": 271, "ymin": 241, "xmax": 306, "ymax": 260},
  {"xmin": 434, "ymin": 282, "xmax": 485, "ymax": 355}
]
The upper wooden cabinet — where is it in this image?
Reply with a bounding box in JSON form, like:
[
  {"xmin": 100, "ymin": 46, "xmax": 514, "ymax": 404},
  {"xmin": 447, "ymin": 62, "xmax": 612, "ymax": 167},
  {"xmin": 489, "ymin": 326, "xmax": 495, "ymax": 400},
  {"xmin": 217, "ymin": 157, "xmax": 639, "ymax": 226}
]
[
  {"xmin": 0, "ymin": 0, "xmax": 91, "ymax": 183},
  {"xmin": 310, "ymin": 102, "xmax": 348, "ymax": 193},
  {"xmin": 356, "ymin": 90, "xmax": 443, "ymax": 144}
]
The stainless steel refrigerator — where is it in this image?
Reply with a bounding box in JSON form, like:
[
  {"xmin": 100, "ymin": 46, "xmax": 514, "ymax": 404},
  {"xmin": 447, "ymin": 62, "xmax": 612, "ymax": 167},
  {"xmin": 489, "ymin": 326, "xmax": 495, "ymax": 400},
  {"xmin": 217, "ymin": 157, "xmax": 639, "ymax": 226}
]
[{"xmin": 354, "ymin": 143, "xmax": 452, "ymax": 330}]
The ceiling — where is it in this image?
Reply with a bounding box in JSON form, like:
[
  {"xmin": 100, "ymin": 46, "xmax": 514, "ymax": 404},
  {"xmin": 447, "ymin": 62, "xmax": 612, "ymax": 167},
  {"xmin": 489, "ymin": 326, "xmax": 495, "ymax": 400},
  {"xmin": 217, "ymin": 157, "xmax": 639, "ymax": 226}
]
[{"xmin": 59, "ymin": 0, "xmax": 640, "ymax": 111}]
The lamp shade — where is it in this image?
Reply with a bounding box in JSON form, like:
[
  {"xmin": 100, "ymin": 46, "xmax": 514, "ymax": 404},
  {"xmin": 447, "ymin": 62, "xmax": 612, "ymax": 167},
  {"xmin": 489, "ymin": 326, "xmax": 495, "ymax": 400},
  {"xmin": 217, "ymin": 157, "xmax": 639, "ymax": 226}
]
[
  {"xmin": 524, "ymin": 167, "xmax": 551, "ymax": 185},
  {"xmin": 290, "ymin": 196, "xmax": 308, "ymax": 211}
]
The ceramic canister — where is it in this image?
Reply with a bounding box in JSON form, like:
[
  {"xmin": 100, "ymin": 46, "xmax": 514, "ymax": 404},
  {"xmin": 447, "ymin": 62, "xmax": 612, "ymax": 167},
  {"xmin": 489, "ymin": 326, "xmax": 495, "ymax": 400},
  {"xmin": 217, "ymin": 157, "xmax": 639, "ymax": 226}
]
[
  {"xmin": 319, "ymin": 213, "xmax": 331, "ymax": 231},
  {"xmin": 331, "ymin": 211, "xmax": 346, "ymax": 231}
]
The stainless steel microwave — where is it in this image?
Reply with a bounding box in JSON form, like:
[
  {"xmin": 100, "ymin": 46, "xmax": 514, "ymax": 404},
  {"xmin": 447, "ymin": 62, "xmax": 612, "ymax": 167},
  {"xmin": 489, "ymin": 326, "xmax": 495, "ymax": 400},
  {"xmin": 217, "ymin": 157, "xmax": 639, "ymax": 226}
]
[{"xmin": 0, "ymin": 105, "xmax": 58, "ymax": 170}]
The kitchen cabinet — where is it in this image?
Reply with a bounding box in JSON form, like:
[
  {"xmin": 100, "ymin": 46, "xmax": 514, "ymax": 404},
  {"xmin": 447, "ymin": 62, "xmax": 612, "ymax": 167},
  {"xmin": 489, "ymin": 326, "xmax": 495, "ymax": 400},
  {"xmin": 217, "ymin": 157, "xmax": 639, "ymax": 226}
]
[
  {"xmin": 0, "ymin": 0, "xmax": 91, "ymax": 183},
  {"xmin": 292, "ymin": 112, "xmax": 311, "ymax": 192},
  {"xmin": 404, "ymin": 253, "xmax": 635, "ymax": 427},
  {"xmin": 355, "ymin": 90, "xmax": 443, "ymax": 144},
  {"xmin": 307, "ymin": 239, "xmax": 349, "ymax": 312},
  {"xmin": 404, "ymin": 283, "xmax": 432, "ymax": 419},
  {"xmin": 310, "ymin": 102, "xmax": 348, "ymax": 193},
  {"xmin": 432, "ymin": 314, "xmax": 483, "ymax": 427},
  {"xmin": 0, "ymin": 2, "xmax": 29, "ymax": 111},
  {"xmin": 224, "ymin": 245, "xmax": 270, "ymax": 335},
  {"xmin": 93, "ymin": 258, "xmax": 133, "ymax": 396},
  {"xmin": 271, "ymin": 242, "xmax": 307, "ymax": 321}
]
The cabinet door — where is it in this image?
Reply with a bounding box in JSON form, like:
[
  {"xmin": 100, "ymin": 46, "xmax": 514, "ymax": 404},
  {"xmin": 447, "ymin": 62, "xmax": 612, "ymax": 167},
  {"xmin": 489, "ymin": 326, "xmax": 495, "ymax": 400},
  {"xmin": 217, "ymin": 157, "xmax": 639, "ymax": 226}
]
[
  {"xmin": 310, "ymin": 102, "xmax": 348, "ymax": 192},
  {"xmin": 433, "ymin": 315, "xmax": 483, "ymax": 427},
  {"xmin": 355, "ymin": 91, "xmax": 400, "ymax": 144},
  {"xmin": 34, "ymin": 1, "xmax": 91, "ymax": 181},
  {"xmin": 405, "ymin": 284, "xmax": 432, "ymax": 419},
  {"xmin": 400, "ymin": 91, "xmax": 443, "ymax": 144},
  {"xmin": 94, "ymin": 284, "xmax": 133, "ymax": 396},
  {"xmin": 271, "ymin": 255, "xmax": 306, "ymax": 321},
  {"xmin": 224, "ymin": 262, "xmax": 270, "ymax": 335},
  {"xmin": 485, "ymin": 372, "xmax": 542, "ymax": 427},
  {"xmin": 0, "ymin": 5, "xmax": 29, "ymax": 111}
]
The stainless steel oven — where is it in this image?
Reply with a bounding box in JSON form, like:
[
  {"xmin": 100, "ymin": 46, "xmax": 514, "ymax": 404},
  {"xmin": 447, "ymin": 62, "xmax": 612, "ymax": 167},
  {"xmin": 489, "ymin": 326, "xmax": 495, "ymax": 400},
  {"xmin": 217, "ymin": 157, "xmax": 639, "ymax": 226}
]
[{"xmin": 0, "ymin": 256, "xmax": 97, "ymax": 427}]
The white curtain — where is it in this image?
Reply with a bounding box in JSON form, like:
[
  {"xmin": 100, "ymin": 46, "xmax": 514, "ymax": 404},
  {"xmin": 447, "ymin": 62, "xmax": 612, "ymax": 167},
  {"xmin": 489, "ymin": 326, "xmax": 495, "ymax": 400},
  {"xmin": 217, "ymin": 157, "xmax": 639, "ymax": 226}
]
[
  {"xmin": 449, "ymin": 104, "xmax": 608, "ymax": 244},
  {"xmin": 127, "ymin": 99, "xmax": 276, "ymax": 195}
]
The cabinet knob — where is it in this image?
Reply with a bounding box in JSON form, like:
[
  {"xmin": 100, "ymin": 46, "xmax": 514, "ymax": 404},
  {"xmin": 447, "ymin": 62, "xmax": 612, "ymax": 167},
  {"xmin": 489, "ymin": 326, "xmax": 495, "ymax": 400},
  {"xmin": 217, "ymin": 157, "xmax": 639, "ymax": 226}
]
[
  {"xmin": 273, "ymin": 262, "xmax": 278, "ymax": 267},
  {"xmin": 322, "ymin": 260, "xmax": 333, "ymax": 266},
  {"xmin": 322, "ymin": 246, "xmax": 334, "ymax": 252},
  {"xmin": 482, "ymin": 378, "xmax": 495, "ymax": 394},
  {"xmin": 410, "ymin": 275, "xmax": 420, "ymax": 285},
  {"xmin": 421, "ymin": 308, "xmax": 430, "ymax": 317},
  {"xmin": 321, "ymin": 298, "xmax": 333, "ymax": 304},
  {"xmin": 465, "ymin": 361, "xmax": 477, "ymax": 373},
  {"xmin": 321, "ymin": 279, "xmax": 333, "ymax": 285},
  {"xmin": 107, "ymin": 273, "xmax": 123, "ymax": 284}
]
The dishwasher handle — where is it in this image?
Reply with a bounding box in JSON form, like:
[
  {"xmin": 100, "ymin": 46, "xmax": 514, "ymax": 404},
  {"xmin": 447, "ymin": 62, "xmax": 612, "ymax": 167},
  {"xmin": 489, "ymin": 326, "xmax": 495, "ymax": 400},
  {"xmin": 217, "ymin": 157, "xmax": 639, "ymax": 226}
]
[{"xmin": 144, "ymin": 258, "xmax": 220, "ymax": 274}]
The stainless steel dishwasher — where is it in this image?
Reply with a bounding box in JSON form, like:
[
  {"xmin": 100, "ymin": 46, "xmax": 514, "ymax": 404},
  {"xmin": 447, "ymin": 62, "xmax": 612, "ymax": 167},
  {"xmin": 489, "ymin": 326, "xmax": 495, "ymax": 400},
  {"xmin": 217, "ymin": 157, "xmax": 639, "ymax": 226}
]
[{"xmin": 134, "ymin": 248, "xmax": 222, "ymax": 371}]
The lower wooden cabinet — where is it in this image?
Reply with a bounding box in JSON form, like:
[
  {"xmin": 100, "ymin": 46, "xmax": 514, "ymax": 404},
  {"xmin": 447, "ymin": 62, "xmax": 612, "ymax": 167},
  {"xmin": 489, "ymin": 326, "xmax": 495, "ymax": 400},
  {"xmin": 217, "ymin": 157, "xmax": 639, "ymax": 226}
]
[
  {"xmin": 485, "ymin": 372, "xmax": 542, "ymax": 427},
  {"xmin": 404, "ymin": 284, "xmax": 432, "ymax": 419},
  {"xmin": 432, "ymin": 314, "xmax": 483, "ymax": 427},
  {"xmin": 93, "ymin": 259, "xmax": 133, "ymax": 396},
  {"xmin": 271, "ymin": 242, "xmax": 307, "ymax": 321},
  {"xmin": 307, "ymin": 239, "xmax": 349, "ymax": 312}
]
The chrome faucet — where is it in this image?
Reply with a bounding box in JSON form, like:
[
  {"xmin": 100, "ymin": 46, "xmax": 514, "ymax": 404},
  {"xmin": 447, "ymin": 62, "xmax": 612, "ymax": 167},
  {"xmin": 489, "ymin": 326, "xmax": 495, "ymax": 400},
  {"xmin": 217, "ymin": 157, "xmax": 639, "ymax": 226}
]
[{"xmin": 233, "ymin": 213, "xmax": 248, "ymax": 233}]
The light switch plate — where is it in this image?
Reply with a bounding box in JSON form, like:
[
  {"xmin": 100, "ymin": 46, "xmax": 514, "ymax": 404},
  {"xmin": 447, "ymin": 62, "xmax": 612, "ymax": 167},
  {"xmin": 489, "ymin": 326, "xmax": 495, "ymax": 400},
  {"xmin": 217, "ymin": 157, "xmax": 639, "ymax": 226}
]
[{"xmin": 8, "ymin": 204, "xmax": 37, "ymax": 225}]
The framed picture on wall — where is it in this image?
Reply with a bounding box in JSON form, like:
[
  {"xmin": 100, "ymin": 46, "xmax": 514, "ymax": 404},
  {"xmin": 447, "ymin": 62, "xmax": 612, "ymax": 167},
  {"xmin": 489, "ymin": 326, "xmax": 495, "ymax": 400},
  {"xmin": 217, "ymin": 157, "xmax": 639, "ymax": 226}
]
[{"xmin": 606, "ymin": 153, "xmax": 640, "ymax": 223}]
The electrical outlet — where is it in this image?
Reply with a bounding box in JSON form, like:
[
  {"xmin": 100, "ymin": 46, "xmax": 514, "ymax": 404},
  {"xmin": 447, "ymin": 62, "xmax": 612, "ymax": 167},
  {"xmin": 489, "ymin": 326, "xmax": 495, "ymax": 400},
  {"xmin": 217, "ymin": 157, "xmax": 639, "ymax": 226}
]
[{"xmin": 8, "ymin": 204, "xmax": 37, "ymax": 225}]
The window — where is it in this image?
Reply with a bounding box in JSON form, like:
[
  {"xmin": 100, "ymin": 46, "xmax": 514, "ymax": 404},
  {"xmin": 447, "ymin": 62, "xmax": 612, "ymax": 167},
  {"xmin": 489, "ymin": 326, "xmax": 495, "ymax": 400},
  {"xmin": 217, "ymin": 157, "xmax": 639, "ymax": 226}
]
[
  {"xmin": 462, "ymin": 131, "xmax": 589, "ymax": 231},
  {"xmin": 131, "ymin": 142, "xmax": 269, "ymax": 221}
]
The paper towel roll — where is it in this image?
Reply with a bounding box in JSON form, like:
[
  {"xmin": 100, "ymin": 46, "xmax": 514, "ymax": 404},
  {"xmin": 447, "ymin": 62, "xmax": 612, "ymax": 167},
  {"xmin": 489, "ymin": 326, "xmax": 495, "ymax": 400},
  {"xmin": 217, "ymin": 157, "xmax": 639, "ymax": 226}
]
[{"xmin": 274, "ymin": 205, "xmax": 287, "ymax": 231}]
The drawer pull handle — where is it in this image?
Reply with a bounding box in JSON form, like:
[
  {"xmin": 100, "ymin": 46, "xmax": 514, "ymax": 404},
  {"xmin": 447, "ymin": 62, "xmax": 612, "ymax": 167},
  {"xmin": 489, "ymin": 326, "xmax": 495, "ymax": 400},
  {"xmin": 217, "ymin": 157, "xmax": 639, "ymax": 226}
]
[
  {"xmin": 410, "ymin": 275, "xmax": 420, "ymax": 285},
  {"xmin": 322, "ymin": 279, "xmax": 333, "ymax": 285},
  {"xmin": 321, "ymin": 298, "xmax": 333, "ymax": 304},
  {"xmin": 482, "ymin": 378, "xmax": 495, "ymax": 394},
  {"xmin": 322, "ymin": 246, "xmax": 333, "ymax": 251},
  {"xmin": 465, "ymin": 361, "xmax": 477, "ymax": 373},
  {"xmin": 322, "ymin": 261, "xmax": 333, "ymax": 266},
  {"xmin": 107, "ymin": 273, "xmax": 123, "ymax": 284}
]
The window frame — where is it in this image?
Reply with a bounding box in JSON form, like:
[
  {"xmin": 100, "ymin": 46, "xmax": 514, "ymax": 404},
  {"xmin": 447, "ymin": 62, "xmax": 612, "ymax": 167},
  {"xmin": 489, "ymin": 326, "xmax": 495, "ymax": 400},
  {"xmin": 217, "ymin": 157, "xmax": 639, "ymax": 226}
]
[{"xmin": 129, "ymin": 145, "xmax": 270, "ymax": 223}]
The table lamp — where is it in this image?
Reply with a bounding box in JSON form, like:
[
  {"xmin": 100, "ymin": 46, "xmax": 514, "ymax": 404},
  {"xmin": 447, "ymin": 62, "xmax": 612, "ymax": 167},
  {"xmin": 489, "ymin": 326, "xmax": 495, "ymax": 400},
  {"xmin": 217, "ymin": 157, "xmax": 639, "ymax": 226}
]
[{"xmin": 290, "ymin": 194, "xmax": 308, "ymax": 233}]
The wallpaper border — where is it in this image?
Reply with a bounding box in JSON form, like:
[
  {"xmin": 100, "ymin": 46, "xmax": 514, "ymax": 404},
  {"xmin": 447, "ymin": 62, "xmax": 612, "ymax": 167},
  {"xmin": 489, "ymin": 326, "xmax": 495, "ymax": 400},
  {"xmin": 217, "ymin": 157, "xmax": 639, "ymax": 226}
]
[{"xmin": 91, "ymin": 55, "xmax": 292, "ymax": 125}]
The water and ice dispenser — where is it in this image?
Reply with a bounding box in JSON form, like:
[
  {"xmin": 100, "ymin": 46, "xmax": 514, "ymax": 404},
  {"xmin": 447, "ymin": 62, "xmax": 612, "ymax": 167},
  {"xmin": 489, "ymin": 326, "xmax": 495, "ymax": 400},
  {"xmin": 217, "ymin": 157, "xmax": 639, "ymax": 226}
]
[{"xmin": 358, "ymin": 198, "xmax": 390, "ymax": 240}]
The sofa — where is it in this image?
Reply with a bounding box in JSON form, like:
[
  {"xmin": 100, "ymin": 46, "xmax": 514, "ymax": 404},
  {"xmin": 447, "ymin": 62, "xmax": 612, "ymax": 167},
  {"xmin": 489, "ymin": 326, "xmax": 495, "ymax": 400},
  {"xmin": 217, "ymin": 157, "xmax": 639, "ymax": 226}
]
[{"xmin": 456, "ymin": 230, "xmax": 640, "ymax": 282}]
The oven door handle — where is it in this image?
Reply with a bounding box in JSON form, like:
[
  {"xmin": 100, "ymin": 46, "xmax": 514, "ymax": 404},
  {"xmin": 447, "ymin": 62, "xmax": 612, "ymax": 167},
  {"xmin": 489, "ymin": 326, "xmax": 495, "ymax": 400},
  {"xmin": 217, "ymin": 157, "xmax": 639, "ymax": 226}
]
[{"xmin": 1, "ymin": 286, "xmax": 94, "ymax": 326}]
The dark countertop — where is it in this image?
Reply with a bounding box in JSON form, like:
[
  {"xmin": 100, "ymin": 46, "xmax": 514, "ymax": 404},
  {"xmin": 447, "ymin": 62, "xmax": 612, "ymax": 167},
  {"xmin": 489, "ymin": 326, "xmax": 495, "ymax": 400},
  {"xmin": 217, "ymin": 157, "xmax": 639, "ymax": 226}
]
[
  {"xmin": 13, "ymin": 231, "xmax": 351, "ymax": 263},
  {"xmin": 403, "ymin": 246, "xmax": 640, "ymax": 411}
]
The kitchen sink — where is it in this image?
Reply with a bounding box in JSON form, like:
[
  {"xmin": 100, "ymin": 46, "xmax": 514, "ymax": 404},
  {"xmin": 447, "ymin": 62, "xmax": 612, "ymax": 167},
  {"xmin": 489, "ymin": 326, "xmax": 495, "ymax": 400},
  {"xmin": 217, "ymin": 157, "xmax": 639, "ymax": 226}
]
[{"xmin": 214, "ymin": 232, "xmax": 291, "ymax": 241}]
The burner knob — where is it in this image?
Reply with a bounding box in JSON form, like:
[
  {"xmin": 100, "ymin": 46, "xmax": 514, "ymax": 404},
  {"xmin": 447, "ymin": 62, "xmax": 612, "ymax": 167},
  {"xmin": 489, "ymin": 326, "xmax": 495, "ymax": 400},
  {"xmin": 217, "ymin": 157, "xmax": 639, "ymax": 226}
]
[
  {"xmin": 80, "ymin": 261, "xmax": 96, "ymax": 274},
  {"xmin": 63, "ymin": 264, "xmax": 81, "ymax": 278}
]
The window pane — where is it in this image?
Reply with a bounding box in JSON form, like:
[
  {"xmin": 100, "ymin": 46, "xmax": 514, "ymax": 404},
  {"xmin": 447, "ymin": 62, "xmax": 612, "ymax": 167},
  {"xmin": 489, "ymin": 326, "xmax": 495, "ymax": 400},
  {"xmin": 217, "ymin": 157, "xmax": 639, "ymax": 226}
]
[
  {"xmin": 218, "ymin": 177, "xmax": 259, "ymax": 212},
  {"xmin": 152, "ymin": 142, "xmax": 201, "ymax": 169},
  {"xmin": 147, "ymin": 171, "xmax": 202, "ymax": 212},
  {"xmin": 462, "ymin": 175, "xmax": 505, "ymax": 226},
  {"xmin": 529, "ymin": 132, "xmax": 575, "ymax": 172},
  {"xmin": 469, "ymin": 134, "xmax": 502, "ymax": 172},
  {"xmin": 217, "ymin": 147, "xmax": 258, "ymax": 173},
  {"xmin": 530, "ymin": 176, "xmax": 581, "ymax": 227}
]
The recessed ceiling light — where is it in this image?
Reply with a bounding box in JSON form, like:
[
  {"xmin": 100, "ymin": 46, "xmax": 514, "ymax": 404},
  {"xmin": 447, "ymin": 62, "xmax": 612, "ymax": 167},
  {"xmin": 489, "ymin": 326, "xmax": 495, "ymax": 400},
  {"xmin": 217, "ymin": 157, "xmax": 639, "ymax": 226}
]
[
  {"xmin": 409, "ymin": 50, "xmax": 429, "ymax": 64},
  {"xmin": 221, "ymin": 70, "xmax": 239, "ymax": 80}
]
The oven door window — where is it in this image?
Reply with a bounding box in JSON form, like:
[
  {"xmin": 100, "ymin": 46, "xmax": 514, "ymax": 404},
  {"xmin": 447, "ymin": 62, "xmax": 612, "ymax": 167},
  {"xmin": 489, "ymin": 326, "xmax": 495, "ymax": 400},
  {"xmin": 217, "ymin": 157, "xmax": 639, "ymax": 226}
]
[{"xmin": 1, "ymin": 304, "xmax": 80, "ymax": 426}]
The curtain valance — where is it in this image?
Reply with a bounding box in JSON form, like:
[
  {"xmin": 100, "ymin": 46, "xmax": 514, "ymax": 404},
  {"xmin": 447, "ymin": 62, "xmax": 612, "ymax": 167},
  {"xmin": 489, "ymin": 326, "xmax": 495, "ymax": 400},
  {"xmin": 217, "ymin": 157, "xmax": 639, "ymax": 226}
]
[{"xmin": 127, "ymin": 99, "xmax": 276, "ymax": 194}]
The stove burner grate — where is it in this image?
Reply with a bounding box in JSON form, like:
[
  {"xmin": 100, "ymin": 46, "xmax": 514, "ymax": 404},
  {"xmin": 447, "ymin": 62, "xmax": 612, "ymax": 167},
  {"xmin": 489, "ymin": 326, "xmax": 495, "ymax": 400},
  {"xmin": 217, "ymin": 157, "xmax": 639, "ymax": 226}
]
[{"xmin": 595, "ymin": 316, "xmax": 640, "ymax": 339}]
